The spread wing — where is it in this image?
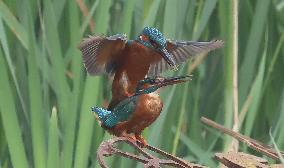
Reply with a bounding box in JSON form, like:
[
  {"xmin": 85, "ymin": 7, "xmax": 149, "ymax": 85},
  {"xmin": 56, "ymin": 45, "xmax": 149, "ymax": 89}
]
[
  {"xmin": 147, "ymin": 40, "xmax": 224, "ymax": 76},
  {"xmin": 79, "ymin": 34, "xmax": 127, "ymax": 75}
]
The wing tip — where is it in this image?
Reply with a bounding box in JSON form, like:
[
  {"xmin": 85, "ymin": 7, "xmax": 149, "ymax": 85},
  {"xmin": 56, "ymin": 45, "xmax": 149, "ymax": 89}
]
[
  {"xmin": 78, "ymin": 35, "xmax": 101, "ymax": 50},
  {"xmin": 107, "ymin": 33, "xmax": 128, "ymax": 41},
  {"xmin": 210, "ymin": 39, "xmax": 225, "ymax": 49}
]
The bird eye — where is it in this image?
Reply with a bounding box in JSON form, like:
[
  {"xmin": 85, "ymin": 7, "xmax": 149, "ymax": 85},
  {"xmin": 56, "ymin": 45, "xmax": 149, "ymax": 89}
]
[{"xmin": 140, "ymin": 35, "xmax": 149, "ymax": 42}]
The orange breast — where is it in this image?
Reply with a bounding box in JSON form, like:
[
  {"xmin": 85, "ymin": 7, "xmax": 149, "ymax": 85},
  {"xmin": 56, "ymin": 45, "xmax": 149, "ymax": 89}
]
[
  {"xmin": 109, "ymin": 42, "xmax": 160, "ymax": 109},
  {"xmin": 109, "ymin": 93, "xmax": 163, "ymax": 136},
  {"xmin": 107, "ymin": 42, "xmax": 164, "ymax": 136},
  {"xmin": 127, "ymin": 93, "xmax": 163, "ymax": 133}
]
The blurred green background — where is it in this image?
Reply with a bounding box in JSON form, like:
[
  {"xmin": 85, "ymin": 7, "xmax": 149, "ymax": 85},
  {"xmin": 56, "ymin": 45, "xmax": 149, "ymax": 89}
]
[{"xmin": 0, "ymin": 0, "xmax": 284, "ymax": 167}]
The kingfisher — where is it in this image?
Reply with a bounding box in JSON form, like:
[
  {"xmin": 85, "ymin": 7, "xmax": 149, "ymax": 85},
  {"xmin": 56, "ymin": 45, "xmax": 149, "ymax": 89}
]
[
  {"xmin": 79, "ymin": 27, "xmax": 223, "ymax": 109},
  {"xmin": 92, "ymin": 75, "xmax": 191, "ymax": 146},
  {"xmin": 79, "ymin": 27, "xmax": 223, "ymax": 145}
]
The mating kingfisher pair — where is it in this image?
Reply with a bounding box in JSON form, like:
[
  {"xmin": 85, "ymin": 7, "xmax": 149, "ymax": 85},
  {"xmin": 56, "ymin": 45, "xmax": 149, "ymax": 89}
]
[{"xmin": 79, "ymin": 26, "xmax": 223, "ymax": 146}]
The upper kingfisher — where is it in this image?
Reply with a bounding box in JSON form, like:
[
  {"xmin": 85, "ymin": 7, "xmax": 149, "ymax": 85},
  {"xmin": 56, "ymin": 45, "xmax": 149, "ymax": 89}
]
[{"xmin": 79, "ymin": 27, "xmax": 223, "ymax": 145}]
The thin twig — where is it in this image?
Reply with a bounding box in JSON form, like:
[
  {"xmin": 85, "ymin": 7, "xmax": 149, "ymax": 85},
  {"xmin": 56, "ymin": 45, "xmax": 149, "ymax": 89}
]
[
  {"xmin": 97, "ymin": 137, "xmax": 207, "ymax": 168},
  {"xmin": 201, "ymin": 117, "xmax": 284, "ymax": 161}
]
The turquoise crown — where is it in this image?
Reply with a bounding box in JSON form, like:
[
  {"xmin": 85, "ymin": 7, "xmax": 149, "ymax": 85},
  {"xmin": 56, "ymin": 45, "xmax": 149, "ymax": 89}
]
[{"xmin": 137, "ymin": 27, "xmax": 167, "ymax": 49}]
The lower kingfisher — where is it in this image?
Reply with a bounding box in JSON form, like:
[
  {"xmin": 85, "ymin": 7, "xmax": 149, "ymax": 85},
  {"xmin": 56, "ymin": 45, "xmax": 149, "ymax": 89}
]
[
  {"xmin": 79, "ymin": 27, "xmax": 224, "ymax": 109},
  {"xmin": 92, "ymin": 75, "xmax": 191, "ymax": 146}
]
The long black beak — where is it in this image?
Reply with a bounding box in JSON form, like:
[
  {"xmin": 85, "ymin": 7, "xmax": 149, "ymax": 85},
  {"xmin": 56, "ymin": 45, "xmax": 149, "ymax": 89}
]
[
  {"xmin": 159, "ymin": 48, "xmax": 178, "ymax": 70},
  {"xmin": 135, "ymin": 75, "xmax": 192, "ymax": 95},
  {"xmin": 155, "ymin": 75, "xmax": 192, "ymax": 88}
]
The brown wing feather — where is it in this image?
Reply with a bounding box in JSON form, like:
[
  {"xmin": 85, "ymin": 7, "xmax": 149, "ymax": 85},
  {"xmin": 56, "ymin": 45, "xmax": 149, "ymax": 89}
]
[
  {"xmin": 147, "ymin": 39, "xmax": 224, "ymax": 76},
  {"xmin": 79, "ymin": 34, "xmax": 127, "ymax": 75}
]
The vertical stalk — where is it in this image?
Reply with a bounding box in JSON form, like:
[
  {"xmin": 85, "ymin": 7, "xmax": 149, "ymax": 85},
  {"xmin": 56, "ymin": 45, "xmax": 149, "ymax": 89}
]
[
  {"xmin": 231, "ymin": 0, "xmax": 239, "ymax": 151},
  {"xmin": 219, "ymin": 0, "xmax": 238, "ymax": 152}
]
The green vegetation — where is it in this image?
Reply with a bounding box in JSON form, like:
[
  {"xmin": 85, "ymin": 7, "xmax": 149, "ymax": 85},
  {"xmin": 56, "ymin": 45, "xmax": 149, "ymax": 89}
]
[{"xmin": 0, "ymin": 0, "xmax": 283, "ymax": 167}]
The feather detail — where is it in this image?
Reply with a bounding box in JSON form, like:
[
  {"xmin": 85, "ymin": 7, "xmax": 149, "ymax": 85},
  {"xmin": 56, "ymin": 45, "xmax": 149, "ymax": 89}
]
[
  {"xmin": 147, "ymin": 39, "xmax": 224, "ymax": 76},
  {"xmin": 79, "ymin": 34, "xmax": 127, "ymax": 76}
]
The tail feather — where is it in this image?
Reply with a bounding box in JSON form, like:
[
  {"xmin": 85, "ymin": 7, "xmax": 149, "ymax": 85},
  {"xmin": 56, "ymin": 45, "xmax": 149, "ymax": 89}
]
[{"xmin": 92, "ymin": 107, "xmax": 118, "ymax": 128}]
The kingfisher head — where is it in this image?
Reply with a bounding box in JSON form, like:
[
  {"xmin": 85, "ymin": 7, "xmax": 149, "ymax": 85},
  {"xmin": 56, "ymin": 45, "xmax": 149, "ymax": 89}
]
[{"xmin": 136, "ymin": 27, "xmax": 176, "ymax": 67}]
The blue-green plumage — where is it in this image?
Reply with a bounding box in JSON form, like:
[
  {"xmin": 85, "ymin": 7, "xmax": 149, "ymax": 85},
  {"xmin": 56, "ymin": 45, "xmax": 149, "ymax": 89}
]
[
  {"xmin": 92, "ymin": 95, "xmax": 138, "ymax": 128},
  {"xmin": 136, "ymin": 27, "xmax": 167, "ymax": 49},
  {"xmin": 92, "ymin": 82, "xmax": 162, "ymax": 128},
  {"xmin": 92, "ymin": 75, "xmax": 190, "ymax": 128},
  {"xmin": 91, "ymin": 107, "xmax": 116, "ymax": 127},
  {"xmin": 135, "ymin": 26, "xmax": 177, "ymax": 67}
]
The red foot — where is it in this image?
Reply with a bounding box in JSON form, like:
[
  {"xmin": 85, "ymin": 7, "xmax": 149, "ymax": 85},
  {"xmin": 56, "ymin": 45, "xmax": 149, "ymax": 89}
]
[
  {"xmin": 135, "ymin": 135, "xmax": 147, "ymax": 148},
  {"xmin": 120, "ymin": 133, "xmax": 147, "ymax": 148},
  {"xmin": 128, "ymin": 135, "xmax": 137, "ymax": 141},
  {"xmin": 121, "ymin": 134, "xmax": 137, "ymax": 142}
]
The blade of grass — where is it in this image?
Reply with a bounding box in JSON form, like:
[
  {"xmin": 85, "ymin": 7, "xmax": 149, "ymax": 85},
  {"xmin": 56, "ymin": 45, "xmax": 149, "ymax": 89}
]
[
  {"xmin": 36, "ymin": 0, "xmax": 55, "ymax": 120},
  {"xmin": 43, "ymin": 0, "xmax": 73, "ymax": 167},
  {"xmin": 0, "ymin": 115, "xmax": 7, "ymax": 162},
  {"xmin": 178, "ymin": 131, "xmax": 217, "ymax": 167},
  {"xmin": 93, "ymin": 0, "xmax": 112, "ymax": 33},
  {"xmin": 71, "ymin": 1, "xmax": 100, "ymax": 167},
  {"xmin": 273, "ymin": 91, "xmax": 284, "ymax": 147},
  {"xmin": 74, "ymin": 77, "xmax": 100, "ymax": 168},
  {"xmin": 80, "ymin": 0, "xmax": 100, "ymax": 35},
  {"xmin": 175, "ymin": 0, "xmax": 189, "ymax": 38},
  {"xmin": 47, "ymin": 107, "xmax": 60, "ymax": 168},
  {"xmin": 0, "ymin": 1, "xmax": 28, "ymax": 49},
  {"xmin": 269, "ymin": 129, "xmax": 284, "ymax": 163},
  {"xmin": 192, "ymin": 0, "xmax": 203, "ymax": 40},
  {"xmin": 53, "ymin": 0, "xmax": 67, "ymax": 25},
  {"xmin": 120, "ymin": 0, "xmax": 135, "ymax": 35},
  {"xmin": 0, "ymin": 45, "xmax": 29, "ymax": 168},
  {"xmin": 238, "ymin": 32, "xmax": 268, "ymax": 130},
  {"xmin": 163, "ymin": 0, "xmax": 177, "ymax": 38},
  {"xmin": 188, "ymin": 77, "xmax": 202, "ymax": 145},
  {"xmin": 193, "ymin": 0, "xmax": 217, "ymax": 40},
  {"xmin": 26, "ymin": 2, "xmax": 47, "ymax": 167},
  {"xmin": 185, "ymin": 0, "xmax": 196, "ymax": 39},
  {"xmin": 0, "ymin": 10, "xmax": 29, "ymax": 124},
  {"xmin": 61, "ymin": 1, "xmax": 83, "ymax": 168},
  {"xmin": 244, "ymin": 34, "xmax": 267, "ymax": 137},
  {"xmin": 43, "ymin": 0, "xmax": 71, "ymax": 129},
  {"xmin": 239, "ymin": 0, "xmax": 270, "ymax": 105},
  {"xmin": 171, "ymin": 84, "xmax": 189, "ymax": 155},
  {"xmin": 143, "ymin": 0, "xmax": 161, "ymax": 27},
  {"xmin": 263, "ymin": 31, "xmax": 284, "ymax": 91}
]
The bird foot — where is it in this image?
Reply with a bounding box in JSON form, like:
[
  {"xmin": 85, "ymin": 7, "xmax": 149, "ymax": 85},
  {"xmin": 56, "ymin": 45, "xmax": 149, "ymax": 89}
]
[
  {"xmin": 135, "ymin": 135, "xmax": 147, "ymax": 148},
  {"xmin": 120, "ymin": 132, "xmax": 147, "ymax": 148},
  {"xmin": 120, "ymin": 134, "xmax": 138, "ymax": 144}
]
